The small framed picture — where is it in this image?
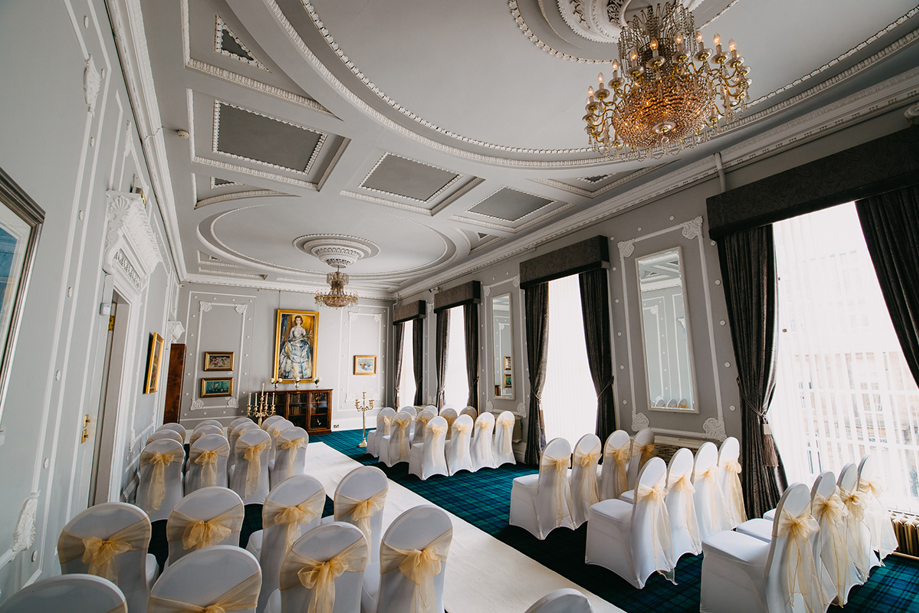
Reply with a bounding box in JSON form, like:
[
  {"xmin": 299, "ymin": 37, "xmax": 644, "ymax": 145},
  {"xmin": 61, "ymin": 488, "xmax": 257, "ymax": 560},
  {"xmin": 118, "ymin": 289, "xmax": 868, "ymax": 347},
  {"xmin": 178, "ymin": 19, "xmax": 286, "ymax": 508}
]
[
  {"xmin": 504, "ymin": 356, "xmax": 512, "ymax": 371},
  {"xmin": 204, "ymin": 351, "xmax": 235, "ymax": 371},
  {"xmin": 504, "ymin": 374, "xmax": 513, "ymax": 388},
  {"xmin": 144, "ymin": 333, "xmax": 164, "ymax": 394},
  {"xmin": 354, "ymin": 355, "xmax": 377, "ymax": 375},
  {"xmin": 200, "ymin": 377, "xmax": 233, "ymax": 398}
]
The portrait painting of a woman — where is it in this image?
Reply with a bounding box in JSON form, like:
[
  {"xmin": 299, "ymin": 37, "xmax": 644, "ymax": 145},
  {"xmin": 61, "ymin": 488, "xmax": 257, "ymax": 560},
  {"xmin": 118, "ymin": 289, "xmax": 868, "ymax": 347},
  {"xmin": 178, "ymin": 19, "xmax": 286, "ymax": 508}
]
[{"xmin": 273, "ymin": 310, "xmax": 318, "ymax": 382}]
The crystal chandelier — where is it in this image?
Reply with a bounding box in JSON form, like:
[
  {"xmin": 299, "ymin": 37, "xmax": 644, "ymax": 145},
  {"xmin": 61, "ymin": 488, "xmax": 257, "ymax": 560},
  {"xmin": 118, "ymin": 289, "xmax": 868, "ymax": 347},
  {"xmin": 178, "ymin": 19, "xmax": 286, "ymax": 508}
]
[
  {"xmin": 315, "ymin": 266, "xmax": 358, "ymax": 308},
  {"xmin": 583, "ymin": 1, "xmax": 750, "ymax": 158}
]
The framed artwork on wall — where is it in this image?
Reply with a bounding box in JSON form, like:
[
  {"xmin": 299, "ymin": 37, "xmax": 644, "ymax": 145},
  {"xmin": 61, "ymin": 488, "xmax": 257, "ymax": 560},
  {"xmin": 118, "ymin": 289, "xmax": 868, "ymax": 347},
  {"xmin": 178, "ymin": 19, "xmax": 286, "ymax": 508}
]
[
  {"xmin": 203, "ymin": 351, "xmax": 234, "ymax": 371},
  {"xmin": 504, "ymin": 356, "xmax": 512, "ymax": 370},
  {"xmin": 144, "ymin": 332, "xmax": 165, "ymax": 394},
  {"xmin": 504, "ymin": 374, "xmax": 513, "ymax": 388},
  {"xmin": 200, "ymin": 377, "xmax": 233, "ymax": 397},
  {"xmin": 273, "ymin": 309, "xmax": 318, "ymax": 383},
  {"xmin": 354, "ymin": 355, "xmax": 376, "ymax": 375}
]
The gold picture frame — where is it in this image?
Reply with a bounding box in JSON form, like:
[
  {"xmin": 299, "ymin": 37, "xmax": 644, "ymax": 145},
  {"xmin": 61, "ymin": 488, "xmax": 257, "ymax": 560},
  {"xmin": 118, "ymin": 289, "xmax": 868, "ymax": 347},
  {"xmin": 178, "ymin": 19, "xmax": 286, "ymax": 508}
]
[
  {"xmin": 200, "ymin": 377, "xmax": 233, "ymax": 398},
  {"xmin": 273, "ymin": 309, "xmax": 318, "ymax": 383},
  {"xmin": 503, "ymin": 374, "xmax": 513, "ymax": 388},
  {"xmin": 203, "ymin": 351, "xmax": 235, "ymax": 371},
  {"xmin": 504, "ymin": 356, "xmax": 512, "ymax": 370},
  {"xmin": 144, "ymin": 332, "xmax": 164, "ymax": 394},
  {"xmin": 354, "ymin": 355, "xmax": 377, "ymax": 375}
]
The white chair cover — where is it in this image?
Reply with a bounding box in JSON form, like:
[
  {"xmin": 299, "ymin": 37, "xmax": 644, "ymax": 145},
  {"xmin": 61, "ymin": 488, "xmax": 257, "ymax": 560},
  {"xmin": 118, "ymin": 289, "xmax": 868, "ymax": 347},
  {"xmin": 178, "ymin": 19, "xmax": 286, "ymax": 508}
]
[
  {"xmin": 57, "ymin": 502, "xmax": 155, "ymax": 613},
  {"xmin": 665, "ymin": 448, "xmax": 702, "ymax": 560},
  {"xmin": 0, "ymin": 574, "xmax": 127, "ymax": 613},
  {"xmin": 838, "ymin": 462, "xmax": 876, "ymax": 587},
  {"xmin": 509, "ymin": 437, "xmax": 575, "ymax": 540},
  {"xmin": 367, "ymin": 407, "xmax": 396, "ymax": 457},
  {"xmin": 166, "ymin": 486, "xmax": 244, "ymax": 565},
  {"xmin": 459, "ymin": 407, "xmax": 477, "ymax": 422},
  {"xmin": 185, "ymin": 434, "xmax": 230, "ymax": 494},
  {"xmin": 229, "ymin": 421, "xmax": 261, "ymax": 478},
  {"xmin": 445, "ymin": 414, "xmax": 474, "ymax": 475},
  {"xmin": 439, "ymin": 408, "xmax": 458, "ymax": 440},
  {"xmin": 148, "ymin": 545, "xmax": 260, "ymax": 613},
  {"xmin": 271, "ymin": 427, "xmax": 309, "ymax": 489},
  {"xmin": 380, "ymin": 412, "xmax": 413, "ymax": 467},
  {"xmin": 267, "ymin": 419, "xmax": 294, "ymax": 469},
  {"xmin": 147, "ymin": 429, "xmax": 183, "ymax": 446},
  {"xmin": 524, "ymin": 588, "xmax": 593, "ymax": 613},
  {"xmin": 471, "ymin": 412, "xmax": 497, "ymax": 471},
  {"xmin": 493, "ymin": 411, "xmax": 516, "ymax": 466},
  {"xmin": 136, "ymin": 439, "xmax": 185, "ymax": 522},
  {"xmin": 361, "ymin": 505, "xmax": 452, "ymax": 613},
  {"xmin": 159, "ymin": 422, "xmax": 187, "ymax": 441},
  {"xmin": 189, "ymin": 424, "xmax": 223, "ymax": 447},
  {"xmin": 230, "ymin": 417, "xmax": 254, "ymax": 429},
  {"xmin": 261, "ymin": 415, "xmax": 285, "ymax": 431},
  {"xmin": 400, "ymin": 406, "xmax": 418, "ymax": 416},
  {"xmin": 231, "ymin": 429, "xmax": 272, "ymax": 504},
  {"xmin": 809, "ymin": 472, "xmax": 849, "ymax": 607},
  {"xmin": 585, "ymin": 457, "xmax": 674, "ymax": 589},
  {"xmin": 628, "ymin": 428, "xmax": 655, "ymax": 489},
  {"xmin": 693, "ymin": 442, "xmax": 733, "ymax": 541},
  {"xmin": 718, "ymin": 437, "xmax": 746, "ymax": 528},
  {"xmin": 409, "ymin": 416, "xmax": 449, "ymax": 481},
  {"xmin": 412, "ymin": 409, "xmax": 437, "ymax": 446},
  {"xmin": 569, "ymin": 434, "xmax": 602, "ymax": 527},
  {"xmin": 857, "ymin": 454, "xmax": 898, "ymax": 561},
  {"xmin": 194, "ymin": 419, "xmax": 223, "ymax": 432},
  {"xmin": 332, "ymin": 466, "xmax": 388, "ymax": 565},
  {"xmin": 598, "ymin": 430, "xmax": 630, "ymax": 501}
]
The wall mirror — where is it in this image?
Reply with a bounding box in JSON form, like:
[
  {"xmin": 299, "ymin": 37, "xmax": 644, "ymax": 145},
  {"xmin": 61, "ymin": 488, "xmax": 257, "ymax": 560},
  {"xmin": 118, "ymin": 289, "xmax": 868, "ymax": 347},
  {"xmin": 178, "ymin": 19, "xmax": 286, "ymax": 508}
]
[
  {"xmin": 637, "ymin": 247, "xmax": 697, "ymax": 412},
  {"xmin": 492, "ymin": 293, "xmax": 514, "ymax": 400}
]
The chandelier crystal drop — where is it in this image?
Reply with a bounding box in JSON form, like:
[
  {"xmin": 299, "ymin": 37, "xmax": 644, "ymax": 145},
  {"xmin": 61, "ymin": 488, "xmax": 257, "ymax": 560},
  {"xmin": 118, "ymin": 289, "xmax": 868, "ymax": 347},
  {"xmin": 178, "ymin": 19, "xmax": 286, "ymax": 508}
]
[
  {"xmin": 315, "ymin": 266, "xmax": 359, "ymax": 308},
  {"xmin": 582, "ymin": 1, "xmax": 751, "ymax": 158}
]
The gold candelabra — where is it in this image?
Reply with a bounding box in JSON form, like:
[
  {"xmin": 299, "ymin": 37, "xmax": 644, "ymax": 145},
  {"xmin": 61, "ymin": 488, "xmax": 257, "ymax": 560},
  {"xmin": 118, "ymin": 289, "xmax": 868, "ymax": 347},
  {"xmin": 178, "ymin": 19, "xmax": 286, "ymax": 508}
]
[
  {"xmin": 355, "ymin": 392, "xmax": 374, "ymax": 448},
  {"xmin": 247, "ymin": 383, "xmax": 276, "ymax": 426}
]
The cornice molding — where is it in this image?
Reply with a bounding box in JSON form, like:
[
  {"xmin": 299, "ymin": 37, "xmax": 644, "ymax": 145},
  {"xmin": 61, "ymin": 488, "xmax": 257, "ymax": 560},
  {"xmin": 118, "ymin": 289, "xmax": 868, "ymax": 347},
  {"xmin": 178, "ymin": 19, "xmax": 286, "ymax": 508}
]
[
  {"xmin": 103, "ymin": 191, "xmax": 164, "ymax": 290},
  {"xmin": 183, "ymin": 273, "xmax": 394, "ymax": 301},
  {"xmin": 195, "ymin": 189, "xmax": 288, "ymax": 209}
]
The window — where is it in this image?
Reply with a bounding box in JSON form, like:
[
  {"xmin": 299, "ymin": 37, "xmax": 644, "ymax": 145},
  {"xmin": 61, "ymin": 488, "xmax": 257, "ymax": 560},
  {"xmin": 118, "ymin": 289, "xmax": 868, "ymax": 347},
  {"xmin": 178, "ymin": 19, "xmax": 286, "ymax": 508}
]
[
  {"xmin": 443, "ymin": 306, "xmax": 468, "ymax": 408},
  {"xmin": 541, "ymin": 274, "xmax": 598, "ymax": 444},
  {"xmin": 398, "ymin": 320, "xmax": 415, "ymax": 407},
  {"xmin": 771, "ymin": 202, "xmax": 919, "ymax": 512}
]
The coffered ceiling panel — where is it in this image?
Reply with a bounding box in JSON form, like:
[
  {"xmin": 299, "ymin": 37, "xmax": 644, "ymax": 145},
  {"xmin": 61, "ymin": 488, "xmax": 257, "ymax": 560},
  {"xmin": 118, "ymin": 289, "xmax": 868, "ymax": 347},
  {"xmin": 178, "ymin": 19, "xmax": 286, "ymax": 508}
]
[
  {"xmin": 360, "ymin": 154, "xmax": 460, "ymax": 203},
  {"xmin": 469, "ymin": 188, "xmax": 552, "ymax": 222}
]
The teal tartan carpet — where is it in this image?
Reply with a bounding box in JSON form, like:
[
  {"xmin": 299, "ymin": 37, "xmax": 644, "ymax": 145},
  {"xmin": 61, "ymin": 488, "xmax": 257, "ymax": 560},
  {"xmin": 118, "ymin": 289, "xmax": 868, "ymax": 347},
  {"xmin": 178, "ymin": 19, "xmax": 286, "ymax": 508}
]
[{"xmin": 313, "ymin": 429, "xmax": 919, "ymax": 613}]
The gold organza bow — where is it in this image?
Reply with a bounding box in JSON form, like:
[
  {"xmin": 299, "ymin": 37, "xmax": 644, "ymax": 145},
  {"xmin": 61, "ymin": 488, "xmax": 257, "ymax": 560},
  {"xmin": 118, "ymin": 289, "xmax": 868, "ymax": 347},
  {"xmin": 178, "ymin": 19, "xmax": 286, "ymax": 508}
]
[
  {"xmin": 721, "ymin": 459, "xmax": 747, "ymax": 524},
  {"xmin": 140, "ymin": 448, "xmax": 183, "ymax": 511},
  {"xmin": 634, "ymin": 442, "xmax": 655, "ymax": 472},
  {"xmin": 335, "ymin": 488, "xmax": 388, "ymax": 546},
  {"xmin": 416, "ymin": 416, "xmax": 431, "ymax": 441},
  {"xmin": 452, "ymin": 422, "xmax": 471, "ymax": 460},
  {"xmin": 58, "ymin": 517, "xmax": 151, "ymax": 583},
  {"xmin": 812, "ymin": 491, "xmax": 850, "ymax": 604},
  {"xmin": 394, "ymin": 417, "xmax": 412, "ymax": 459},
  {"xmin": 168, "ymin": 506, "xmax": 244, "ymax": 552},
  {"xmin": 428, "ymin": 423, "xmax": 448, "ymax": 440},
  {"xmin": 191, "ymin": 442, "xmax": 230, "ymax": 489},
  {"xmin": 239, "ymin": 441, "xmax": 269, "ymax": 497},
  {"xmin": 839, "ymin": 485, "xmax": 870, "ymax": 577},
  {"xmin": 573, "ymin": 444, "xmax": 601, "ymax": 506},
  {"xmin": 859, "ymin": 476, "xmax": 898, "ymax": 559},
  {"xmin": 380, "ymin": 529, "xmax": 452, "ymax": 613},
  {"xmin": 277, "ymin": 436, "xmax": 308, "ymax": 476},
  {"xmin": 279, "ymin": 535, "xmax": 368, "ymax": 613},
  {"xmin": 776, "ymin": 508, "xmax": 821, "ymax": 612},
  {"xmin": 264, "ymin": 490, "xmax": 325, "ymax": 550},
  {"xmin": 540, "ymin": 452, "xmax": 572, "ymax": 523},
  {"xmin": 636, "ymin": 478, "xmax": 674, "ymax": 568},
  {"xmin": 496, "ymin": 418, "xmax": 513, "ymax": 454},
  {"xmin": 695, "ymin": 466, "xmax": 731, "ymax": 532},
  {"xmin": 476, "ymin": 419, "xmax": 492, "ymax": 433},
  {"xmin": 146, "ymin": 571, "xmax": 261, "ymax": 613},
  {"xmin": 268, "ymin": 424, "xmax": 289, "ymax": 441},
  {"xmin": 669, "ymin": 473, "xmax": 701, "ymax": 553},
  {"xmin": 444, "ymin": 414, "xmax": 457, "ymax": 434},
  {"xmin": 605, "ymin": 444, "xmax": 631, "ymax": 499},
  {"xmin": 382, "ymin": 415, "xmax": 394, "ymax": 436}
]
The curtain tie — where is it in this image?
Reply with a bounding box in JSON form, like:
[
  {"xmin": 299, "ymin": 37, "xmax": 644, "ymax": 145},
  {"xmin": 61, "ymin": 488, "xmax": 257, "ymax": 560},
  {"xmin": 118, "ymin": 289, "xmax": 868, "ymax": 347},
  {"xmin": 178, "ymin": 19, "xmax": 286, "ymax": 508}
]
[
  {"xmin": 240, "ymin": 441, "xmax": 269, "ymax": 497},
  {"xmin": 264, "ymin": 490, "xmax": 325, "ymax": 551},
  {"xmin": 540, "ymin": 453, "xmax": 572, "ymax": 523},
  {"xmin": 58, "ymin": 517, "xmax": 150, "ymax": 583},
  {"xmin": 573, "ymin": 444, "xmax": 601, "ymax": 506},
  {"xmin": 146, "ymin": 571, "xmax": 260, "ymax": 613},
  {"xmin": 776, "ymin": 509, "xmax": 821, "ymax": 613},
  {"xmin": 140, "ymin": 448, "xmax": 182, "ymax": 511},
  {"xmin": 636, "ymin": 478, "xmax": 673, "ymax": 569},
  {"xmin": 380, "ymin": 529, "xmax": 452, "ymax": 613},
  {"xmin": 335, "ymin": 488, "xmax": 388, "ymax": 546},
  {"xmin": 285, "ymin": 537, "xmax": 368, "ymax": 613}
]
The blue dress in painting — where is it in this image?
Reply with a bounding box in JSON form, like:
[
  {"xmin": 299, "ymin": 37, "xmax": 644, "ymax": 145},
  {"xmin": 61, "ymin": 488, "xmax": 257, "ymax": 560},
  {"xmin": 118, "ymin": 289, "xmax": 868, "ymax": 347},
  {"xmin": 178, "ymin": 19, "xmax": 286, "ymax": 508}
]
[{"xmin": 279, "ymin": 316, "xmax": 312, "ymax": 380}]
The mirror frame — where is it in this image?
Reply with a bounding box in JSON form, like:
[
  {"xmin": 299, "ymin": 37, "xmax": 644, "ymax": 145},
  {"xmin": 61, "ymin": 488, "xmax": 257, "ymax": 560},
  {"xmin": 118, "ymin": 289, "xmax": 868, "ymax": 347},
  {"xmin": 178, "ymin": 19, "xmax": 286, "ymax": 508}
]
[{"xmin": 490, "ymin": 292, "xmax": 515, "ymax": 401}]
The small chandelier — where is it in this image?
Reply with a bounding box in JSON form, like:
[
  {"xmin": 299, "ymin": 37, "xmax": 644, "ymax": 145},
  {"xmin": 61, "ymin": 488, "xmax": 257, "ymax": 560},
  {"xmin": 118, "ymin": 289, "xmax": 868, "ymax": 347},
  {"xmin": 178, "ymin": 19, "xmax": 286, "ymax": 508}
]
[
  {"xmin": 315, "ymin": 266, "xmax": 358, "ymax": 308},
  {"xmin": 582, "ymin": 1, "xmax": 750, "ymax": 158}
]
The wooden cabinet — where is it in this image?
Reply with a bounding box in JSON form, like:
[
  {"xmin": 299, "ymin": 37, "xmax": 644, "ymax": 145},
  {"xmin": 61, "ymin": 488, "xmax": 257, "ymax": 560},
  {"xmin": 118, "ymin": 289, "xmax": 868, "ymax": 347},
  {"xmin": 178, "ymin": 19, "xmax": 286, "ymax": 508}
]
[{"xmin": 277, "ymin": 389, "xmax": 332, "ymax": 434}]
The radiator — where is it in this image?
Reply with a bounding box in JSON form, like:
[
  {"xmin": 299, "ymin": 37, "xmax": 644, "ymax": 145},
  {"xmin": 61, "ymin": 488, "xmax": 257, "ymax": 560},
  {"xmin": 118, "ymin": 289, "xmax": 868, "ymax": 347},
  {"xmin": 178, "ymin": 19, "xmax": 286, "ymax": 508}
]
[{"xmin": 892, "ymin": 513, "xmax": 919, "ymax": 559}]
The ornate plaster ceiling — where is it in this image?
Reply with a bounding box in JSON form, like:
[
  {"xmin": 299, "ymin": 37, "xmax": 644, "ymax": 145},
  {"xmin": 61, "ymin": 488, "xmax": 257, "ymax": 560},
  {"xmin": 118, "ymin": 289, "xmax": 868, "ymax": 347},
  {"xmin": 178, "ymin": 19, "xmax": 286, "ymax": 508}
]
[{"xmin": 133, "ymin": 0, "xmax": 919, "ymax": 298}]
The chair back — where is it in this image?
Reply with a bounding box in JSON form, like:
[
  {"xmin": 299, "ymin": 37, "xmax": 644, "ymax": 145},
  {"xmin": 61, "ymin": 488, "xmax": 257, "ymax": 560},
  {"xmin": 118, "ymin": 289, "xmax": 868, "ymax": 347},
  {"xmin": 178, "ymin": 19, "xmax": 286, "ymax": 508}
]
[
  {"xmin": 189, "ymin": 424, "xmax": 224, "ymax": 446},
  {"xmin": 413, "ymin": 408, "xmax": 437, "ymax": 446},
  {"xmin": 334, "ymin": 466, "xmax": 389, "ymax": 565},
  {"xmin": 524, "ymin": 588, "xmax": 592, "ymax": 613},
  {"xmin": 440, "ymin": 404, "xmax": 456, "ymax": 413},
  {"xmin": 148, "ymin": 545, "xmax": 260, "ymax": 613},
  {"xmin": 186, "ymin": 433, "xmax": 230, "ymax": 493},
  {"xmin": 257, "ymin": 475, "xmax": 326, "ymax": 611},
  {"xmin": 570, "ymin": 434, "xmax": 602, "ymax": 526},
  {"xmin": 471, "ymin": 411, "xmax": 496, "ymax": 470},
  {"xmin": 763, "ymin": 482, "xmax": 820, "ymax": 612},
  {"xmin": 261, "ymin": 414, "xmax": 285, "ymax": 430},
  {"xmin": 166, "ymin": 487, "xmax": 244, "ymax": 564},
  {"xmin": 57, "ymin": 502, "xmax": 151, "ymax": 613},
  {"xmin": 267, "ymin": 419, "xmax": 294, "ymax": 466},
  {"xmin": 400, "ymin": 406, "xmax": 418, "ymax": 417},
  {"xmin": 158, "ymin": 422, "xmax": 187, "ymax": 440},
  {"xmin": 376, "ymin": 506, "xmax": 452, "ymax": 613},
  {"xmin": 536, "ymin": 438, "xmax": 574, "ymax": 534},
  {"xmin": 628, "ymin": 428, "xmax": 655, "ymax": 488},
  {"xmin": 858, "ymin": 453, "xmax": 898, "ymax": 558},
  {"xmin": 440, "ymin": 408, "xmax": 458, "ymax": 438},
  {"xmin": 718, "ymin": 436, "xmax": 745, "ymax": 526},
  {"xmin": 493, "ymin": 411, "xmax": 516, "ymax": 466},
  {"xmin": 375, "ymin": 407, "xmax": 396, "ymax": 435},
  {"xmin": 387, "ymin": 412, "xmax": 413, "ymax": 465},
  {"xmin": 272, "ymin": 427, "xmax": 309, "ymax": 488},
  {"xmin": 194, "ymin": 419, "xmax": 223, "ymax": 431},
  {"xmin": 600, "ymin": 430, "xmax": 631, "ymax": 500},
  {"xmin": 230, "ymin": 417, "xmax": 254, "ymax": 429},
  {"xmin": 231, "ymin": 429, "xmax": 272, "ymax": 504},
  {"xmin": 136, "ymin": 439, "xmax": 185, "ymax": 521},
  {"xmin": 459, "ymin": 407, "xmax": 477, "ymax": 421},
  {"xmin": 630, "ymin": 457, "xmax": 673, "ymax": 572},
  {"xmin": 0, "ymin": 574, "xmax": 127, "ymax": 613},
  {"xmin": 445, "ymin": 414, "xmax": 474, "ymax": 475},
  {"xmin": 422, "ymin": 416, "xmax": 449, "ymax": 475},
  {"xmin": 692, "ymin": 442, "xmax": 732, "ymax": 539},
  {"xmin": 229, "ymin": 421, "xmax": 260, "ymax": 476},
  {"xmin": 666, "ymin": 447, "xmax": 700, "ymax": 557},
  {"xmin": 147, "ymin": 429, "xmax": 183, "ymax": 446}
]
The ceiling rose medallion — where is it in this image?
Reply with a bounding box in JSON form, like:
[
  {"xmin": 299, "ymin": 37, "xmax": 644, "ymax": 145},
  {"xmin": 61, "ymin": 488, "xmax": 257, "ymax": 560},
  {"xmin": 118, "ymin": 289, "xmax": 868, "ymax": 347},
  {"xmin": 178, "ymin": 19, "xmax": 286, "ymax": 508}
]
[{"xmin": 300, "ymin": 236, "xmax": 375, "ymax": 308}]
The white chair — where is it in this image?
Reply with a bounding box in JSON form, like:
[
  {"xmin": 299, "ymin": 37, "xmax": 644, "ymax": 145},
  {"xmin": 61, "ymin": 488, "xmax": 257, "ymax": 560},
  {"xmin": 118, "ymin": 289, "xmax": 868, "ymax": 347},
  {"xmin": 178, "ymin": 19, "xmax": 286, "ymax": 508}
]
[
  {"xmin": 367, "ymin": 407, "xmax": 395, "ymax": 457},
  {"xmin": 809, "ymin": 472, "xmax": 849, "ymax": 608},
  {"xmin": 700, "ymin": 482, "xmax": 822, "ymax": 613},
  {"xmin": 471, "ymin": 411, "xmax": 497, "ymax": 471},
  {"xmin": 509, "ymin": 437, "xmax": 575, "ymax": 540},
  {"xmin": 246, "ymin": 475, "xmax": 325, "ymax": 613},
  {"xmin": 493, "ymin": 411, "xmax": 516, "ymax": 466},
  {"xmin": 229, "ymin": 420, "xmax": 261, "ymax": 478},
  {"xmin": 266, "ymin": 419, "xmax": 294, "ymax": 468},
  {"xmin": 525, "ymin": 588, "xmax": 593, "ymax": 613},
  {"xmin": 166, "ymin": 486, "xmax": 244, "ymax": 565},
  {"xmin": 439, "ymin": 408, "xmax": 458, "ymax": 439},
  {"xmin": 195, "ymin": 419, "xmax": 223, "ymax": 430},
  {"xmin": 261, "ymin": 415, "xmax": 285, "ymax": 431},
  {"xmin": 231, "ymin": 429, "xmax": 272, "ymax": 504},
  {"xmin": 147, "ymin": 545, "xmax": 260, "ymax": 613},
  {"xmin": 189, "ymin": 424, "xmax": 224, "ymax": 447},
  {"xmin": 665, "ymin": 447, "xmax": 702, "ymax": 561},
  {"xmin": 569, "ymin": 434, "xmax": 602, "ymax": 527},
  {"xmin": 597, "ymin": 430, "xmax": 630, "ymax": 502},
  {"xmin": 459, "ymin": 406, "xmax": 477, "ymax": 422},
  {"xmin": 586, "ymin": 457, "xmax": 675, "ymax": 589},
  {"xmin": 0, "ymin": 574, "xmax": 127, "ymax": 613},
  {"xmin": 158, "ymin": 422, "xmax": 187, "ymax": 441},
  {"xmin": 186, "ymin": 433, "xmax": 230, "ymax": 493},
  {"xmin": 858, "ymin": 454, "xmax": 898, "ymax": 562},
  {"xmin": 400, "ymin": 406, "xmax": 418, "ymax": 417},
  {"xmin": 271, "ymin": 427, "xmax": 308, "ymax": 489},
  {"xmin": 147, "ymin": 429, "xmax": 183, "ymax": 446},
  {"xmin": 230, "ymin": 416, "xmax": 254, "ymax": 429},
  {"xmin": 380, "ymin": 412, "xmax": 412, "ymax": 467},
  {"xmin": 693, "ymin": 441, "xmax": 733, "ymax": 541},
  {"xmin": 361, "ymin": 505, "xmax": 452, "ymax": 613},
  {"xmin": 718, "ymin": 437, "xmax": 746, "ymax": 527},
  {"xmin": 330, "ymin": 466, "xmax": 388, "ymax": 565},
  {"xmin": 440, "ymin": 404, "xmax": 456, "ymax": 413},
  {"xmin": 408, "ymin": 415, "xmax": 449, "ymax": 480},
  {"xmin": 838, "ymin": 462, "xmax": 875, "ymax": 589},
  {"xmin": 57, "ymin": 502, "xmax": 156, "ymax": 613},
  {"xmin": 445, "ymin": 414, "xmax": 474, "ymax": 475},
  {"xmin": 136, "ymin": 439, "xmax": 184, "ymax": 521},
  {"xmin": 267, "ymin": 522, "xmax": 368, "ymax": 613},
  {"xmin": 412, "ymin": 408, "xmax": 437, "ymax": 446},
  {"xmin": 628, "ymin": 428, "xmax": 655, "ymax": 489}
]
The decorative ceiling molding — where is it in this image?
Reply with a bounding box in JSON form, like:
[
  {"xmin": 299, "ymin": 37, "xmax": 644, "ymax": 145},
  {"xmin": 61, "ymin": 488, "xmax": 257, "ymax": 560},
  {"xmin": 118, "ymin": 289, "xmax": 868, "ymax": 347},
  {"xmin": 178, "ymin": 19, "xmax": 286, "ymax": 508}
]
[
  {"xmin": 296, "ymin": 234, "xmax": 380, "ymax": 268},
  {"xmin": 209, "ymin": 177, "xmax": 244, "ymax": 189},
  {"xmin": 532, "ymin": 166, "xmax": 660, "ymax": 198},
  {"xmin": 195, "ymin": 189, "xmax": 288, "ymax": 209},
  {"xmin": 508, "ymin": 0, "xmax": 608, "ymax": 64},
  {"xmin": 215, "ymin": 15, "xmax": 269, "ymax": 71},
  {"xmin": 358, "ymin": 153, "xmax": 462, "ymax": 204},
  {"xmin": 556, "ymin": 0, "xmax": 626, "ymax": 43},
  {"xmin": 103, "ymin": 191, "xmax": 164, "ymax": 291}
]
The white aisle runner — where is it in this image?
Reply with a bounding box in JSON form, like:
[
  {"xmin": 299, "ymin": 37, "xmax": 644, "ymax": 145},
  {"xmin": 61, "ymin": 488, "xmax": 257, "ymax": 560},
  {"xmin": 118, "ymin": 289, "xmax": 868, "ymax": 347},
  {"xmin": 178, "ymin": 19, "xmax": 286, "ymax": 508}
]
[{"xmin": 305, "ymin": 442, "xmax": 622, "ymax": 613}]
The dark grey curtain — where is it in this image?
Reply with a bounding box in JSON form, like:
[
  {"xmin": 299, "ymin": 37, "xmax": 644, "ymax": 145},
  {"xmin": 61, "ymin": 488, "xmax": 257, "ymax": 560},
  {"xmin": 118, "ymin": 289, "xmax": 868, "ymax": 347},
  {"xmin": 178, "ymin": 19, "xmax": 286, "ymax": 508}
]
[
  {"xmin": 717, "ymin": 225, "xmax": 783, "ymax": 518},
  {"xmin": 435, "ymin": 309, "xmax": 449, "ymax": 409},
  {"xmin": 579, "ymin": 268, "xmax": 616, "ymax": 441},
  {"xmin": 523, "ymin": 284, "xmax": 550, "ymax": 465},
  {"xmin": 856, "ymin": 184, "xmax": 919, "ymax": 387},
  {"xmin": 393, "ymin": 322, "xmax": 405, "ymax": 408},
  {"xmin": 412, "ymin": 319, "xmax": 425, "ymax": 406},
  {"xmin": 464, "ymin": 303, "xmax": 479, "ymax": 410}
]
